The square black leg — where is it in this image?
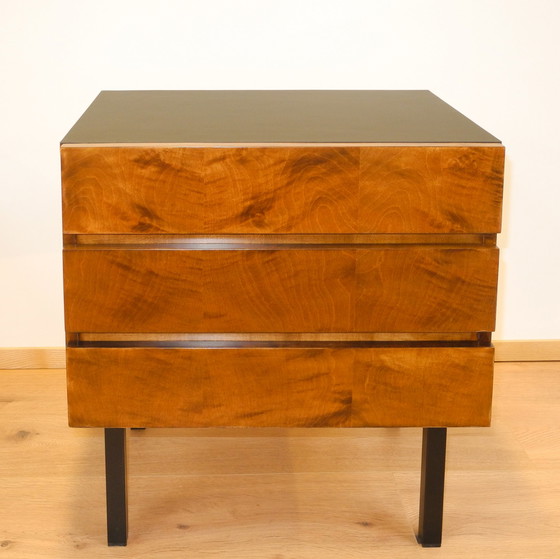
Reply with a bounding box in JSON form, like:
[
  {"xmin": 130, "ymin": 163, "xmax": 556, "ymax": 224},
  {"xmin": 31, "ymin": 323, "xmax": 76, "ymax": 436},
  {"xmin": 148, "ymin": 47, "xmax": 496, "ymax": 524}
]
[
  {"xmin": 104, "ymin": 428, "xmax": 128, "ymax": 546},
  {"xmin": 417, "ymin": 427, "xmax": 447, "ymax": 547}
]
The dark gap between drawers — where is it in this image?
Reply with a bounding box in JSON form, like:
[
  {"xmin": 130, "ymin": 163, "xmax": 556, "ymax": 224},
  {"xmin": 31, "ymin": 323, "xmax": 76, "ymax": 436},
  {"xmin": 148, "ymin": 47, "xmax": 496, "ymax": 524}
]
[{"xmin": 68, "ymin": 334, "xmax": 491, "ymax": 349}]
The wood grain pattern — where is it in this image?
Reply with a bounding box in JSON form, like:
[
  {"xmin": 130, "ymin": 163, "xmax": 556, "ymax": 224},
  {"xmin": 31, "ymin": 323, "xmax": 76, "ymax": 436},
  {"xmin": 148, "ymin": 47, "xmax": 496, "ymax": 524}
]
[
  {"xmin": 63, "ymin": 247, "xmax": 498, "ymax": 333},
  {"xmin": 352, "ymin": 347, "xmax": 494, "ymax": 427},
  {"xmin": 355, "ymin": 247, "xmax": 499, "ymax": 332},
  {"xmin": 205, "ymin": 147, "xmax": 358, "ymax": 233},
  {"xmin": 359, "ymin": 147, "xmax": 504, "ymax": 233},
  {"xmin": 66, "ymin": 346, "xmax": 493, "ymax": 428},
  {"xmin": 61, "ymin": 146, "xmax": 504, "ymax": 234}
]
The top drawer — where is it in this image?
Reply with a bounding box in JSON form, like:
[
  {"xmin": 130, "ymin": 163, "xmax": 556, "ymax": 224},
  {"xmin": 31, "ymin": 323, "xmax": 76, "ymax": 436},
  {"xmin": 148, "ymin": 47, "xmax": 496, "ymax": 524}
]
[{"xmin": 61, "ymin": 145, "xmax": 504, "ymax": 235}]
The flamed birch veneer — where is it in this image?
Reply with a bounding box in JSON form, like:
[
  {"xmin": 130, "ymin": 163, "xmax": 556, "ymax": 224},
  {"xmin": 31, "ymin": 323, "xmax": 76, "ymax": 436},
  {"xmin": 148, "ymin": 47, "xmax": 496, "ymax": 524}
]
[{"xmin": 61, "ymin": 90, "xmax": 504, "ymax": 547}]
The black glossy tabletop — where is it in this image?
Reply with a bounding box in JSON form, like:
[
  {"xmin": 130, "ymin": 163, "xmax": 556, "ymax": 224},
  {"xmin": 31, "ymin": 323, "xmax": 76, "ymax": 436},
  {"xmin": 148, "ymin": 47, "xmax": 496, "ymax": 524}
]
[{"xmin": 61, "ymin": 90, "xmax": 500, "ymax": 145}]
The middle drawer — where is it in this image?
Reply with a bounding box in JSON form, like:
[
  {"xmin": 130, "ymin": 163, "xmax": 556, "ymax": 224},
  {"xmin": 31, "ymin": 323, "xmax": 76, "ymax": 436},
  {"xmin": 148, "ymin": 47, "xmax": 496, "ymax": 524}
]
[{"xmin": 64, "ymin": 246, "xmax": 498, "ymax": 333}]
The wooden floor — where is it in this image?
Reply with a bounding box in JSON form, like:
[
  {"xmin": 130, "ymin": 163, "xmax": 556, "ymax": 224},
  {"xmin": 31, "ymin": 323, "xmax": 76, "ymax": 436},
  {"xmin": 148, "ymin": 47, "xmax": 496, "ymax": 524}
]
[{"xmin": 1, "ymin": 362, "xmax": 559, "ymax": 558}]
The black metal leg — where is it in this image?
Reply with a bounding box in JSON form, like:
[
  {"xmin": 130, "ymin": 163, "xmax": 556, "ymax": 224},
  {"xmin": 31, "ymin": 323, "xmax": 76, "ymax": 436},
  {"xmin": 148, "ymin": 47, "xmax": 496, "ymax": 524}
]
[
  {"xmin": 417, "ymin": 427, "xmax": 447, "ymax": 547},
  {"xmin": 104, "ymin": 428, "xmax": 128, "ymax": 546}
]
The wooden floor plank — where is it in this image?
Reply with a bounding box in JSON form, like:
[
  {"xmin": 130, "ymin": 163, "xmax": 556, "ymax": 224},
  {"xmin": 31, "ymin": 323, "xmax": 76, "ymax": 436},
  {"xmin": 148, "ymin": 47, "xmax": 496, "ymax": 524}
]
[{"xmin": 1, "ymin": 363, "xmax": 560, "ymax": 557}]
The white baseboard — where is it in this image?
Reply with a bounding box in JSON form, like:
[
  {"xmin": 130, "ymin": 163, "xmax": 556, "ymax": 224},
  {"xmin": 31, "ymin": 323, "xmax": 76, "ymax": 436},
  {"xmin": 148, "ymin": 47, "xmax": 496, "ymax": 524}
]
[
  {"xmin": 493, "ymin": 340, "xmax": 560, "ymax": 362},
  {"xmin": 0, "ymin": 347, "xmax": 66, "ymax": 369}
]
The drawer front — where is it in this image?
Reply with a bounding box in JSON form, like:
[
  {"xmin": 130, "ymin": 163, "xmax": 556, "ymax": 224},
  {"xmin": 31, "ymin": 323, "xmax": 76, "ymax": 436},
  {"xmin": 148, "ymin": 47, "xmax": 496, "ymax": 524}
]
[
  {"xmin": 61, "ymin": 146, "xmax": 504, "ymax": 234},
  {"xmin": 63, "ymin": 247, "xmax": 498, "ymax": 333},
  {"xmin": 66, "ymin": 346, "xmax": 494, "ymax": 428}
]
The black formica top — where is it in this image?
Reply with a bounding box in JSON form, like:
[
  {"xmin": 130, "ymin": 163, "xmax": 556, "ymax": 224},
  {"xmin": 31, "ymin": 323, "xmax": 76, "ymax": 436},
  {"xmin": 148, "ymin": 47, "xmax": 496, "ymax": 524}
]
[{"xmin": 61, "ymin": 90, "xmax": 500, "ymax": 145}]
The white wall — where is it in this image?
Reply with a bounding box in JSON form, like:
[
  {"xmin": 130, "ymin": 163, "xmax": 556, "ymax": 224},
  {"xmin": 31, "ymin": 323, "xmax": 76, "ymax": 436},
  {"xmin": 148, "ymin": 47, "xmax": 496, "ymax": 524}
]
[{"xmin": 1, "ymin": 0, "xmax": 558, "ymax": 346}]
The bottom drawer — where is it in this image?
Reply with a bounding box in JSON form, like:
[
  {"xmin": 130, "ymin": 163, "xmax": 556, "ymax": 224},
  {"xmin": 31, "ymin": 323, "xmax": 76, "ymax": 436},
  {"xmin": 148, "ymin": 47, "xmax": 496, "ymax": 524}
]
[{"xmin": 66, "ymin": 346, "xmax": 493, "ymax": 428}]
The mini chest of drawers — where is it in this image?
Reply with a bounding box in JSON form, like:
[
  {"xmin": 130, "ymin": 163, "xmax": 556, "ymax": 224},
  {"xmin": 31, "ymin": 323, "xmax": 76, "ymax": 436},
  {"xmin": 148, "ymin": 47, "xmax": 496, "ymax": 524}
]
[{"xmin": 61, "ymin": 90, "xmax": 504, "ymax": 547}]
